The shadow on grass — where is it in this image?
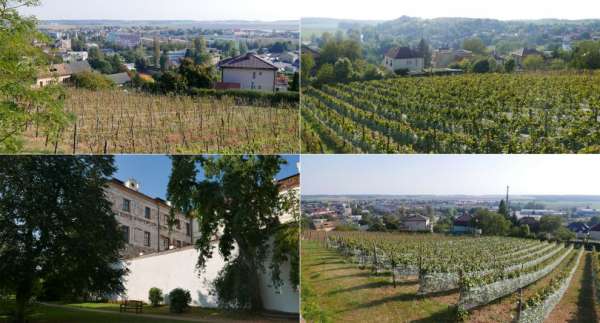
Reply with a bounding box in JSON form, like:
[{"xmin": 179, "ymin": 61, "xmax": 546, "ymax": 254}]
[
  {"xmin": 571, "ymin": 253, "xmax": 599, "ymax": 323},
  {"xmin": 326, "ymin": 280, "xmax": 415, "ymax": 296},
  {"xmin": 409, "ymin": 306, "xmax": 457, "ymax": 323},
  {"xmin": 338, "ymin": 288, "xmax": 457, "ymax": 314}
]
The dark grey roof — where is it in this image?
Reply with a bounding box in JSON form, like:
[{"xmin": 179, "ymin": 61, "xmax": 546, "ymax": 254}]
[
  {"xmin": 66, "ymin": 61, "xmax": 92, "ymax": 74},
  {"xmin": 107, "ymin": 72, "xmax": 131, "ymax": 85},
  {"xmin": 511, "ymin": 47, "xmax": 542, "ymax": 57},
  {"xmin": 217, "ymin": 53, "xmax": 278, "ymax": 70},
  {"xmin": 386, "ymin": 47, "xmax": 422, "ymax": 59}
]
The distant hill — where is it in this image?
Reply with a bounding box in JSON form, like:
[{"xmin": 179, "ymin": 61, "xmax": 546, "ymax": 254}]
[{"xmin": 39, "ymin": 20, "xmax": 300, "ymax": 30}]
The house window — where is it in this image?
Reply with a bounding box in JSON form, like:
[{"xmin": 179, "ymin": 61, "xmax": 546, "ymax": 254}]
[
  {"xmin": 175, "ymin": 219, "xmax": 181, "ymax": 230},
  {"xmin": 253, "ymin": 71, "xmax": 256, "ymax": 79},
  {"xmin": 186, "ymin": 223, "xmax": 191, "ymax": 236},
  {"xmin": 121, "ymin": 226, "xmax": 130, "ymax": 243},
  {"xmin": 176, "ymin": 240, "xmax": 182, "ymax": 248},
  {"xmin": 259, "ymin": 72, "xmax": 263, "ymax": 76},
  {"xmin": 258, "ymin": 85, "xmax": 262, "ymax": 89},
  {"xmin": 162, "ymin": 237, "xmax": 170, "ymax": 250},
  {"xmin": 145, "ymin": 207, "xmax": 151, "ymax": 219},
  {"xmin": 144, "ymin": 231, "xmax": 151, "ymax": 247},
  {"xmin": 122, "ymin": 198, "xmax": 131, "ymax": 212}
]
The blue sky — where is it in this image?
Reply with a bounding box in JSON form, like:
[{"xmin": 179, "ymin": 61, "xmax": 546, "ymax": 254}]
[
  {"xmin": 301, "ymin": 155, "xmax": 600, "ymax": 196},
  {"xmin": 114, "ymin": 155, "xmax": 299, "ymax": 200},
  {"xmin": 19, "ymin": 0, "xmax": 298, "ymax": 21}
]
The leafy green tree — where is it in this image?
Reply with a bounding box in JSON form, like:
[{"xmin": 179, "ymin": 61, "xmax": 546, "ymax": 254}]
[
  {"xmin": 0, "ymin": 156, "xmax": 126, "ymax": 323},
  {"xmin": 504, "ymin": 58, "xmax": 516, "ymax": 73},
  {"xmin": 156, "ymin": 71, "xmax": 187, "ymax": 94},
  {"xmin": 178, "ymin": 58, "xmax": 215, "ymax": 89},
  {"xmin": 148, "ymin": 287, "xmax": 164, "ymax": 307},
  {"xmin": 301, "ymin": 53, "xmax": 315, "ymax": 85},
  {"xmin": 472, "ymin": 209, "xmax": 511, "ymax": 236},
  {"xmin": 160, "ymin": 50, "xmax": 169, "ymax": 71},
  {"xmin": 316, "ymin": 63, "xmax": 335, "ymax": 85},
  {"xmin": 167, "ymin": 156, "xmax": 298, "ymax": 311},
  {"xmin": 168, "ymin": 288, "xmax": 191, "ymax": 313},
  {"xmin": 523, "ymin": 55, "xmax": 545, "ymax": 70},
  {"xmin": 554, "ymin": 227, "xmax": 575, "ymax": 241},
  {"xmin": 153, "ymin": 36, "xmax": 161, "ymax": 67},
  {"xmin": 289, "ymin": 72, "xmax": 299, "ymax": 92},
  {"xmin": 0, "ymin": 0, "xmax": 70, "ymax": 152},
  {"xmin": 417, "ymin": 38, "xmax": 431, "ymax": 68},
  {"xmin": 70, "ymin": 71, "xmax": 115, "ymax": 90},
  {"xmin": 540, "ymin": 215, "xmax": 562, "ymax": 234},
  {"xmin": 498, "ymin": 200, "xmax": 508, "ymax": 218},
  {"xmin": 571, "ymin": 40, "xmax": 600, "ymax": 69},
  {"xmin": 334, "ymin": 57, "xmax": 353, "ymax": 82},
  {"xmin": 462, "ymin": 37, "xmax": 487, "ymax": 55},
  {"xmin": 472, "ymin": 58, "xmax": 490, "ymax": 73}
]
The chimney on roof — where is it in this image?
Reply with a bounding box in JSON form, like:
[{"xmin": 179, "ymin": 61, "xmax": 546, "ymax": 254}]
[{"xmin": 125, "ymin": 178, "xmax": 140, "ymax": 191}]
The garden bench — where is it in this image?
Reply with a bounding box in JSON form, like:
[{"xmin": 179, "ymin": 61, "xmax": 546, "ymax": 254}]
[{"xmin": 119, "ymin": 300, "xmax": 144, "ymax": 314}]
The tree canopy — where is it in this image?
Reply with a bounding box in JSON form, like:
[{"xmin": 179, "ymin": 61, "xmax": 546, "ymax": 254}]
[
  {"xmin": 0, "ymin": 156, "xmax": 126, "ymax": 323},
  {"xmin": 167, "ymin": 155, "xmax": 298, "ymax": 311}
]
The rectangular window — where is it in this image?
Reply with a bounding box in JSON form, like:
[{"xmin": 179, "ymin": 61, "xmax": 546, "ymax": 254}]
[
  {"xmin": 145, "ymin": 207, "xmax": 151, "ymax": 219},
  {"xmin": 122, "ymin": 198, "xmax": 131, "ymax": 212},
  {"xmin": 259, "ymin": 71, "xmax": 263, "ymax": 76},
  {"xmin": 253, "ymin": 71, "xmax": 256, "ymax": 79},
  {"xmin": 144, "ymin": 231, "xmax": 151, "ymax": 247},
  {"xmin": 186, "ymin": 222, "xmax": 191, "ymax": 236},
  {"xmin": 121, "ymin": 226, "xmax": 130, "ymax": 243},
  {"xmin": 176, "ymin": 240, "xmax": 182, "ymax": 248},
  {"xmin": 175, "ymin": 219, "xmax": 181, "ymax": 230},
  {"xmin": 162, "ymin": 237, "xmax": 170, "ymax": 250}
]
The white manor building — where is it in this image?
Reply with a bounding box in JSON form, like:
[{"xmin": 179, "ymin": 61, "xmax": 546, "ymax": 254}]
[{"xmin": 107, "ymin": 178, "xmax": 194, "ymax": 259}]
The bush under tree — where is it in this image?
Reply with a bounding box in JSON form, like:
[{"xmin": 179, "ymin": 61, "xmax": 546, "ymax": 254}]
[
  {"xmin": 148, "ymin": 287, "xmax": 164, "ymax": 307},
  {"xmin": 168, "ymin": 288, "xmax": 191, "ymax": 313}
]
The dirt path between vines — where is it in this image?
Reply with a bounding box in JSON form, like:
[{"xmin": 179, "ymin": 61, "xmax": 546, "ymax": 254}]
[{"xmin": 545, "ymin": 252, "xmax": 599, "ymax": 323}]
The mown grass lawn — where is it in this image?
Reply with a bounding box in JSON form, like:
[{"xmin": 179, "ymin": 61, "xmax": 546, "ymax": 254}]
[{"xmin": 301, "ymin": 240, "xmax": 457, "ymax": 323}]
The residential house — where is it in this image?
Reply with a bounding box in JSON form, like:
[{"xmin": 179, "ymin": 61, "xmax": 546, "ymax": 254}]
[
  {"xmin": 217, "ymin": 53, "xmax": 279, "ymax": 92},
  {"xmin": 452, "ymin": 214, "xmax": 478, "ymax": 234},
  {"xmin": 431, "ymin": 48, "xmax": 473, "ymax": 68},
  {"xmin": 402, "ymin": 214, "xmax": 432, "ymax": 232},
  {"xmin": 61, "ymin": 51, "xmax": 88, "ymax": 63},
  {"xmin": 275, "ymin": 74, "xmax": 289, "ymax": 92},
  {"xmin": 589, "ymin": 224, "xmax": 600, "ymax": 241},
  {"xmin": 107, "ymin": 72, "xmax": 132, "ymax": 87},
  {"xmin": 54, "ymin": 38, "xmax": 72, "ymax": 52},
  {"xmin": 382, "ymin": 47, "xmax": 424, "ymax": 73},
  {"xmin": 567, "ymin": 222, "xmax": 590, "ymax": 239},
  {"xmin": 36, "ymin": 61, "xmax": 92, "ymax": 87},
  {"xmin": 510, "ymin": 47, "xmax": 543, "ymax": 67}
]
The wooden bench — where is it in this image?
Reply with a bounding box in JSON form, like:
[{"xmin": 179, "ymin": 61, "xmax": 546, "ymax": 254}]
[{"xmin": 119, "ymin": 300, "xmax": 144, "ymax": 314}]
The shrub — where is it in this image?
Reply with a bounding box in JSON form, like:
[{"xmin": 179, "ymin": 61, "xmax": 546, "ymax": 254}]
[
  {"xmin": 168, "ymin": 288, "xmax": 191, "ymax": 313},
  {"xmin": 148, "ymin": 287, "xmax": 163, "ymax": 307},
  {"xmin": 70, "ymin": 71, "xmax": 115, "ymax": 90}
]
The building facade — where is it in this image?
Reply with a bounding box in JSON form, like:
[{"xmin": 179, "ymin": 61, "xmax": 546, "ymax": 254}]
[
  {"xmin": 383, "ymin": 47, "xmax": 424, "ymax": 73},
  {"xmin": 217, "ymin": 53, "xmax": 278, "ymax": 92},
  {"xmin": 106, "ymin": 179, "xmax": 194, "ymax": 259}
]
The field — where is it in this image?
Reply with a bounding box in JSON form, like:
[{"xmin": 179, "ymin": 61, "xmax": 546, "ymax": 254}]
[
  {"xmin": 22, "ymin": 89, "xmax": 299, "ymax": 154},
  {"xmin": 301, "ymin": 231, "xmax": 600, "ymax": 323},
  {"xmin": 301, "ymin": 72, "xmax": 600, "ymax": 153}
]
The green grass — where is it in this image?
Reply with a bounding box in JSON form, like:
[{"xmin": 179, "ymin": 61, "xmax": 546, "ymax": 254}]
[
  {"xmin": 0, "ymin": 300, "xmax": 275, "ymax": 322},
  {"xmin": 300, "ymin": 240, "xmax": 457, "ymax": 323}
]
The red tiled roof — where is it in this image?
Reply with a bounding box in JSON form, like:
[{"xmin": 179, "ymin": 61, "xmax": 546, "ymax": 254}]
[{"xmin": 217, "ymin": 53, "xmax": 278, "ymax": 70}]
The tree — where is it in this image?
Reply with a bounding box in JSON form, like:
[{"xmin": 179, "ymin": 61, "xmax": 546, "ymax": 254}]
[
  {"xmin": 160, "ymin": 51, "xmax": 169, "ymax": 71},
  {"xmin": 70, "ymin": 71, "xmax": 115, "ymax": 90},
  {"xmin": 462, "ymin": 37, "xmax": 487, "ymax": 55},
  {"xmin": 289, "ymin": 72, "xmax": 299, "ymax": 92},
  {"xmin": 301, "ymin": 53, "xmax": 315, "ymax": 85},
  {"xmin": 523, "ymin": 55, "xmax": 545, "ymax": 70},
  {"xmin": 334, "ymin": 57, "xmax": 353, "ymax": 82},
  {"xmin": 316, "ymin": 63, "xmax": 335, "ymax": 85},
  {"xmin": 148, "ymin": 287, "xmax": 164, "ymax": 307},
  {"xmin": 472, "ymin": 209, "xmax": 511, "ymax": 236},
  {"xmin": 178, "ymin": 58, "xmax": 215, "ymax": 89},
  {"xmin": 540, "ymin": 215, "xmax": 562, "ymax": 234},
  {"xmin": 589, "ymin": 216, "xmax": 600, "ymax": 226},
  {"xmin": 167, "ymin": 156, "xmax": 297, "ymax": 311},
  {"xmin": 418, "ymin": 38, "xmax": 431, "ymax": 68},
  {"xmin": 472, "ymin": 58, "xmax": 490, "ymax": 73},
  {"xmin": 383, "ymin": 214, "xmax": 400, "ymax": 231},
  {"xmin": 153, "ymin": 36, "xmax": 161, "ymax": 67},
  {"xmin": 0, "ymin": 156, "xmax": 126, "ymax": 323},
  {"xmin": 498, "ymin": 200, "xmax": 508, "ymax": 218},
  {"xmin": 0, "ymin": 0, "xmax": 70, "ymax": 152}
]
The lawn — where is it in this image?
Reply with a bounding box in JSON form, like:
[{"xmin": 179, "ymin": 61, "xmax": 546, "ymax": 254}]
[
  {"xmin": 300, "ymin": 240, "xmax": 457, "ymax": 323},
  {"xmin": 0, "ymin": 300, "xmax": 294, "ymax": 323}
]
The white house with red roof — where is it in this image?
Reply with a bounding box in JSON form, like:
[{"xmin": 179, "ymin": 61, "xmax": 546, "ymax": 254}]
[{"xmin": 217, "ymin": 53, "xmax": 279, "ymax": 92}]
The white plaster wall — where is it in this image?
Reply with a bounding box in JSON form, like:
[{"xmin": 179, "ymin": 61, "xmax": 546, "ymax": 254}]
[
  {"xmin": 121, "ymin": 246, "xmax": 225, "ymax": 308},
  {"xmin": 121, "ymin": 242, "xmax": 299, "ymax": 313},
  {"xmin": 222, "ymin": 68, "xmax": 275, "ymax": 92},
  {"xmin": 383, "ymin": 57, "xmax": 424, "ymax": 72}
]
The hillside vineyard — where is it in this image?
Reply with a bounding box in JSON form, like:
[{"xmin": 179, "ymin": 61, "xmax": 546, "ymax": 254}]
[
  {"xmin": 305, "ymin": 231, "xmax": 588, "ymax": 322},
  {"xmin": 301, "ymin": 72, "xmax": 600, "ymax": 154}
]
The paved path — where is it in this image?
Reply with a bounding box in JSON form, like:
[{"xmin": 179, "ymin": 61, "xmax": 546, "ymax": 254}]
[{"xmin": 38, "ymin": 302, "xmax": 294, "ymax": 323}]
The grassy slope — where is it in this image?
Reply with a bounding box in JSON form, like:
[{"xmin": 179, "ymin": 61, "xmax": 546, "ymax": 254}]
[{"xmin": 301, "ymin": 240, "xmax": 456, "ymax": 323}]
